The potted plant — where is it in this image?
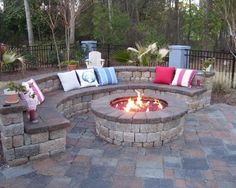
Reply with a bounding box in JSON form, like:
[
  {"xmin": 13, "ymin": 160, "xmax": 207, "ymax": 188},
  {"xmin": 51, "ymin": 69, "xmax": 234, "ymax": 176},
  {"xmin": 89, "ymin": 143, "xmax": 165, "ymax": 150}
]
[
  {"xmin": 113, "ymin": 42, "xmax": 169, "ymax": 66},
  {"xmin": 62, "ymin": 60, "xmax": 79, "ymax": 71},
  {"xmin": 4, "ymin": 82, "xmax": 26, "ymax": 104},
  {"xmin": 202, "ymin": 58, "xmax": 215, "ymax": 72}
]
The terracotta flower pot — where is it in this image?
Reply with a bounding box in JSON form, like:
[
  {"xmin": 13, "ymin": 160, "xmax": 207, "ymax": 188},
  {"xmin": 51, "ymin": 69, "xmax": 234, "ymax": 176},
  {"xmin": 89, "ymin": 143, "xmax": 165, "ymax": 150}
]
[
  {"xmin": 4, "ymin": 89, "xmax": 19, "ymax": 104},
  {"xmin": 67, "ymin": 64, "xmax": 77, "ymax": 71}
]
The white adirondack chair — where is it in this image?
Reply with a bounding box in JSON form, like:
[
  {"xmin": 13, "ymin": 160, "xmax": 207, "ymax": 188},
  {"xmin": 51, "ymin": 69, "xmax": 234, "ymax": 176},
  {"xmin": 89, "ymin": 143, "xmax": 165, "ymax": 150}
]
[{"xmin": 85, "ymin": 51, "xmax": 105, "ymax": 68}]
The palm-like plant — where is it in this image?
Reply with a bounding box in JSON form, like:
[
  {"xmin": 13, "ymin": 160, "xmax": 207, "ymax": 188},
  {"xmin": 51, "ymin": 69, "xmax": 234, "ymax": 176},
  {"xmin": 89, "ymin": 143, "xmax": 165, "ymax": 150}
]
[
  {"xmin": 127, "ymin": 42, "xmax": 169, "ymax": 66},
  {"xmin": 1, "ymin": 50, "xmax": 26, "ymax": 74}
]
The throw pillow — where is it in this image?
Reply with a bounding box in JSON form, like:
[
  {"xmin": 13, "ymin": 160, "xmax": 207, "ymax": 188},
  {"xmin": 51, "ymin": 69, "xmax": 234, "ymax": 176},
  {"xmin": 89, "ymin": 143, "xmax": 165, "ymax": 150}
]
[
  {"xmin": 21, "ymin": 79, "xmax": 45, "ymax": 104},
  {"xmin": 171, "ymin": 68, "xmax": 197, "ymax": 88},
  {"xmin": 153, "ymin": 66, "xmax": 176, "ymax": 85},
  {"xmin": 76, "ymin": 69, "xmax": 99, "ymax": 87},
  {"xmin": 57, "ymin": 71, "xmax": 81, "ymax": 91},
  {"xmin": 94, "ymin": 67, "xmax": 118, "ymax": 86}
]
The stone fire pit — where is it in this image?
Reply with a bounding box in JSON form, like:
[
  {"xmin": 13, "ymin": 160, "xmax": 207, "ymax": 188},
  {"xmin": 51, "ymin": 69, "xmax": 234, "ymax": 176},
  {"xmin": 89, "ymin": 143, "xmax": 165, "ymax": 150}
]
[{"xmin": 91, "ymin": 92, "xmax": 188, "ymax": 147}]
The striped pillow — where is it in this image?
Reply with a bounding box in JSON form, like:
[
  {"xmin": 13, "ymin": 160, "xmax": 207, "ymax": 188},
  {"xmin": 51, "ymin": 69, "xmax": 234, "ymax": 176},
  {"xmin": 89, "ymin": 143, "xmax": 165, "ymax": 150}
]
[
  {"xmin": 22, "ymin": 79, "xmax": 45, "ymax": 104},
  {"xmin": 171, "ymin": 68, "xmax": 197, "ymax": 88},
  {"xmin": 94, "ymin": 67, "xmax": 118, "ymax": 86}
]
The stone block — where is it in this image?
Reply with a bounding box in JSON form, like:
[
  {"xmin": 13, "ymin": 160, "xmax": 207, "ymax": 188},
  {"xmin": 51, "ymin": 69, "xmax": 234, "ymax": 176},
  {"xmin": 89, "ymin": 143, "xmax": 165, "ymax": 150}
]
[
  {"xmin": 142, "ymin": 72, "xmax": 150, "ymax": 78},
  {"xmin": 50, "ymin": 129, "xmax": 66, "ymax": 140},
  {"xmin": 40, "ymin": 137, "xmax": 66, "ymax": 154},
  {"xmin": 99, "ymin": 126, "xmax": 109, "ymax": 138},
  {"xmin": 0, "ymin": 112, "xmax": 23, "ymax": 126},
  {"xmin": 133, "ymin": 142, "xmax": 143, "ymax": 147},
  {"xmin": 50, "ymin": 148, "xmax": 65, "ymax": 156},
  {"xmin": 24, "ymin": 134, "xmax": 31, "ymax": 145},
  {"xmin": 117, "ymin": 72, "xmax": 131, "ymax": 80},
  {"xmin": 15, "ymin": 144, "xmax": 40, "ymax": 158},
  {"xmin": 7, "ymin": 158, "xmax": 28, "ymax": 166},
  {"xmin": 163, "ymin": 119, "xmax": 181, "ymax": 131},
  {"xmin": 140, "ymin": 124, "xmax": 158, "ymax": 133},
  {"xmin": 2, "ymin": 123, "xmax": 24, "ymax": 137},
  {"xmin": 3, "ymin": 148, "xmax": 15, "ymax": 161},
  {"xmin": 64, "ymin": 100, "xmax": 72, "ymax": 109},
  {"xmin": 135, "ymin": 133, "xmax": 147, "ymax": 142},
  {"xmin": 45, "ymin": 80, "xmax": 54, "ymax": 88},
  {"xmin": 124, "ymin": 132, "xmax": 134, "ymax": 142},
  {"xmin": 113, "ymin": 140, "xmax": 122, "ymax": 145},
  {"xmin": 109, "ymin": 130, "xmax": 115, "ymax": 139},
  {"xmin": 113, "ymin": 131, "xmax": 124, "ymax": 141},
  {"xmin": 82, "ymin": 95, "xmax": 92, "ymax": 102},
  {"xmin": 13, "ymin": 135, "xmax": 24, "ymax": 147},
  {"xmin": 1, "ymin": 135, "xmax": 13, "ymax": 149},
  {"xmin": 131, "ymin": 124, "xmax": 140, "ymax": 132},
  {"xmin": 147, "ymin": 132, "xmax": 160, "ymax": 142},
  {"xmin": 29, "ymin": 153, "xmax": 49, "ymax": 161},
  {"xmin": 143, "ymin": 142, "xmax": 154, "ymax": 148},
  {"xmin": 31, "ymin": 132, "xmax": 49, "ymax": 144},
  {"xmin": 133, "ymin": 71, "xmax": 142, "ymax": 77}
]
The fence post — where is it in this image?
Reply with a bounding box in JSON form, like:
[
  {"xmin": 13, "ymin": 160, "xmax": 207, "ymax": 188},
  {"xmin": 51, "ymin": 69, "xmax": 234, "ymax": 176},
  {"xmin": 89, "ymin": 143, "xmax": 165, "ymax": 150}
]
[
  {"xmin": 107, "ymin": 44, "xmax": 110, "ymax": 67},
  {"xmin": 231, "ymin": 54, "xmax": 235, "ymax": 88}
]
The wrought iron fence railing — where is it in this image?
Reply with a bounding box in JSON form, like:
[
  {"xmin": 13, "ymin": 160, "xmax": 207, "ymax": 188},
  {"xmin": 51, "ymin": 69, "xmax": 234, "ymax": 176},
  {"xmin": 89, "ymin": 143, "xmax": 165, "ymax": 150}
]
[
  {"xmin": 186, "ymin": 50, "xmax": 236, "ymax": 88},
  {"xmin": 0, "ymin": 43, "xmax": 235, "ymax": 88}
]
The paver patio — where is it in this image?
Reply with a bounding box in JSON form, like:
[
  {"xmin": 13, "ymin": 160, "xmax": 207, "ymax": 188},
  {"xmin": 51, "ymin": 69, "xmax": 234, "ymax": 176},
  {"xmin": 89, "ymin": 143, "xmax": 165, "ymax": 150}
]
[{"xmin": 0, "ymin": 103, "xmax": 236, "ymax": 188}]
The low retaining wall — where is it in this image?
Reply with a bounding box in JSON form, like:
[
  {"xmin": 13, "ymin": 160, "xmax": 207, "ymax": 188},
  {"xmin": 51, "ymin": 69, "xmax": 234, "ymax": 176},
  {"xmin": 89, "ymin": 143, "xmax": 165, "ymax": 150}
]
[{"xmin": 0, "ymin": 66, "xmax": 215, "ymax": 165}]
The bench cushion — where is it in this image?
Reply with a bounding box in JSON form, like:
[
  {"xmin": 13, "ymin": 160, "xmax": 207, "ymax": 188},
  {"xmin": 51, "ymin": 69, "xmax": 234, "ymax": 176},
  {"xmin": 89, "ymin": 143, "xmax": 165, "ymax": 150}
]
[
  {"xmin": 153, "ymin": 66, "xmax": 175, "ymax": 85},
  {"xmin": 94, "ymin": 67, "xmax": 118, "ymax": 86},
  {"xmin": 57, "ymin": 71, "xmax": 80, "ymax": 91},
  {"xmin": 172, "ymin": 68, "xmax": 197, "ymax": 88},
  {"xmin": 76, "ymin": 69, "xmax": 98, "ymax": 87}
]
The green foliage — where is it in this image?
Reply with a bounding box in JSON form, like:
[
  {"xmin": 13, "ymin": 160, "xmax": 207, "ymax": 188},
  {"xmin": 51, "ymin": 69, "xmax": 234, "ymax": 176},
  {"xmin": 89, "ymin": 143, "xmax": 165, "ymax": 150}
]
[
  {"xmin": 7, "ymin": 82, "xmax": 26, "ymax": 92},
  {"xmin": 114, "ymin": 42, "xmax": 169, "ymax": 66},
  {"xmin": 202, "ymin": 58, "xmax": 215, "ymax": 71},
  {"xmin": 92, "ymin": 2, "xmax": 131, "ymax": 44},
  {"xmin": 61, "ymin": 60, "xmax": 78, "ymax": 65},
  {"xmin": 112, "ymin": 50, "xmax": 130, "ymax": 63}
]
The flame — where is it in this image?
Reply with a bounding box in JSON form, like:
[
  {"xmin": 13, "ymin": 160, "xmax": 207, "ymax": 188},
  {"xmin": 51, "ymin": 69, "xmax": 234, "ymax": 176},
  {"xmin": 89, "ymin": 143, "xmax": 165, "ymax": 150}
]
[
  {"xmin": 121, "ymin": 90, "xmax": 164, "ymax": 112},
  {"xmin": 154, "ymin": 99, "xmax": 163, "ymax": 109},
  {"xmin": 124, "ymin": 90, "xmax": 150, "ymax": 112}
]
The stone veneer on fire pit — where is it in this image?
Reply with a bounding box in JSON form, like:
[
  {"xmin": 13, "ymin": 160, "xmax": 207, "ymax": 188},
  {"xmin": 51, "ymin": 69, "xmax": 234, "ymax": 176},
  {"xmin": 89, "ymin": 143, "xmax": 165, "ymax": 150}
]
[{"xmin": 91, "ymin": 92, "xmax": 188, "ymax": 147}]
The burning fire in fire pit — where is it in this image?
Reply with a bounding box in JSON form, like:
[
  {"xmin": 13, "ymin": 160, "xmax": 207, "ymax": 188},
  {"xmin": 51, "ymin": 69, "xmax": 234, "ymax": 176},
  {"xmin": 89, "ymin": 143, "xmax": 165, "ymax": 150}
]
[{"xmin": 110, "ymin": 90, "xmax": 168, "ymax": 112}]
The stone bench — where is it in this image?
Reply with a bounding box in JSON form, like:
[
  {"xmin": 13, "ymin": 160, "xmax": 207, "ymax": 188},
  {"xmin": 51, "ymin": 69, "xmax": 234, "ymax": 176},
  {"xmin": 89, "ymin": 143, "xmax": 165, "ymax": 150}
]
[{"xmin": 0, "ymin": 66, "xmax": 214, "ymax": 165}]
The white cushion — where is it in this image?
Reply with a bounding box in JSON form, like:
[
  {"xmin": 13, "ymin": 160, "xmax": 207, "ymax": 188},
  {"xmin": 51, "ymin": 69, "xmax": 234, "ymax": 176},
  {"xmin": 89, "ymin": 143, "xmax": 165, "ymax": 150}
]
[
  {"xmin": 76, "ymin": 69, "xmax": 99, "ymax": 88},
  {"xmin": 57, "ymin": 71, "xmax": 80, "ymax": 91},
  {"xmin": 171, "ymin": 68, "xmax": 197, "ymax": 88}
]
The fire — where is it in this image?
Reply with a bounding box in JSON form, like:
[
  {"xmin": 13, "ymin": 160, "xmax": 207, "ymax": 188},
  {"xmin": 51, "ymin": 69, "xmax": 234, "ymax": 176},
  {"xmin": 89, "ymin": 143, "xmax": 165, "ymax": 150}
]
[
  {"xmin": 154, "ymin": 99, "xmax": 163, "ymax": 110},
  {"xmin": 123, "ymin": 90, "xmax": 162, "ymax": 112}
]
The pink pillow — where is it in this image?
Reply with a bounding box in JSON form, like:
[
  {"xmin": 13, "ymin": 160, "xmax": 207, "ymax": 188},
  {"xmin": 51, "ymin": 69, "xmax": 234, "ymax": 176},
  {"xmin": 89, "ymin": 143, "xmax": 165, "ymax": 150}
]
[
  {"xmin": 22, "ymin": 79, "xmax": 45, "ymax": 104},
  {"xmin": 171, "ymin": 68, "xmax": 197, "ymax": 88},
  {"xmin": 153, "ymin": 66, "xmax": 176, "ymax": 85}
]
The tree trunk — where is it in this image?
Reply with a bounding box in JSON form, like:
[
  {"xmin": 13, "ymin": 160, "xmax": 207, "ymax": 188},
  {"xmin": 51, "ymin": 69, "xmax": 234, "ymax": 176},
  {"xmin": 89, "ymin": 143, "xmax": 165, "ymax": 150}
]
[
  {"xmin": 187, "ymin": 0, "xmax": 192, "ymax": 43},
  {"xmin": 108, "ymin": 0, "xmax": 112, "ymax": 28},
  {"xmin": 23, "ymin": 0, "xmax": 34, "ymax": 47},
  {"xmin": 175, "ymin": 0, "xmax": 180, "ymax": 44},
  {"xmin": 69, "ymin": 0, "xmax": 76, "ymax": 44}
]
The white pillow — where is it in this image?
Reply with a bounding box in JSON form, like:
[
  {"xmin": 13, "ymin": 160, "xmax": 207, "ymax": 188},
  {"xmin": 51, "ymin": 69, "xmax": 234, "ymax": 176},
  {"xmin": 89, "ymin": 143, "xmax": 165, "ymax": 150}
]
[
  {"xmin": 57, "ymin": 71, "xmax": 81, "ymax": 91},
  {"xmin": 171, "ymin": 68, "xmax": 197, "ymax": 88},
  {"xmin": 76, "ymin": 69, "xmax": 99, "ymax": 88}
]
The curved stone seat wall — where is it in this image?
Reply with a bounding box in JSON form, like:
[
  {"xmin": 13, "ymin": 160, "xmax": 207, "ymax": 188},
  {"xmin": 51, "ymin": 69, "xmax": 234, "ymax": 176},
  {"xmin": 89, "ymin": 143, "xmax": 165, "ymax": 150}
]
[
  {"xmin": 0, "ymin": 66, "xmax": 214, "ymax": 165},
  {"xmin": 32, "ymin": 66, "xmax": 214, "ymax": 117}
]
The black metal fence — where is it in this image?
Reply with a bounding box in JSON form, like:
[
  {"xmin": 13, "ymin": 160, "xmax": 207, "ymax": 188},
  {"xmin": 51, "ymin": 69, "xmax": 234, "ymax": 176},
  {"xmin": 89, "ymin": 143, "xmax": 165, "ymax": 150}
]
[
  {"xmin": 186, "ymin": 50, "xmax": 236, "ymax": 88},
  {"xmin": 1, "ymin": 43, "xmax": 236, "ymax": 88}
]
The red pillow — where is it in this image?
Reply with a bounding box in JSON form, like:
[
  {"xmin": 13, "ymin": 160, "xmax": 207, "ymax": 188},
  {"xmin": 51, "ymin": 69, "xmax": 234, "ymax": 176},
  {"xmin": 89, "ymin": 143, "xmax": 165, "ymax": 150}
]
[{"xmin": 153, "ymin": 66, "xmax": 176, "ymax": 85}]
